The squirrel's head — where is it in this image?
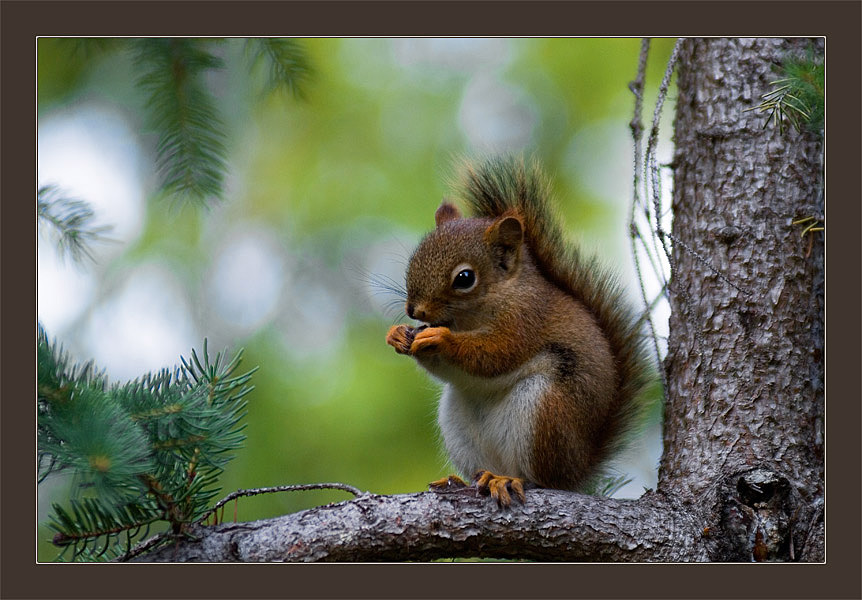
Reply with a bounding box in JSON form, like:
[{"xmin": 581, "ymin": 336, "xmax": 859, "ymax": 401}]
[{"xmin": 405, "ymin": 201, "xmax": 525, "ymax": 331}]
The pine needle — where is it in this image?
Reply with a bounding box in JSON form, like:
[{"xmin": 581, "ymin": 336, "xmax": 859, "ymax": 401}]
[
  {"xmin": 38, "ymin": 325, "xmax": 256, "ymax": 561},
  {"xmin": 134, "ymin": 39, "xmax": 228, "ymax": 204},
  {"xmin": 37, "ymin": 186, "xmax": 112, "ymax": 263},
  {"xmin": 246, "ymin": 38, "xmax": 313, "ymax": 99},
  {"xmin": 745, "ymin": 44, "xmax": 824, "ymax": 135}
]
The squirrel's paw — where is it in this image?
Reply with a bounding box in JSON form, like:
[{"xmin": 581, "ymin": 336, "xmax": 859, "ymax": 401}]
[
  {"xmin": 473, "ymin": 470, "xmax": 526, "ymax": 507},
  {"xmin": 409, "ymin": 326, "xmax": 451, "ymax": 354},
  {"xmin": 429, "ymin": 474, "xmax": 469, "ymax": 491},
  {"xmin": 386, "ymin": 324, "xmax": 416, "ymax": 355}
]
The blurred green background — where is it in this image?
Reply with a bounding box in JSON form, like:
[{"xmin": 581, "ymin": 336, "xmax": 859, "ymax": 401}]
[{"xmin": 37, "ymin": 38, "xmax": 674, "ymax": 560}]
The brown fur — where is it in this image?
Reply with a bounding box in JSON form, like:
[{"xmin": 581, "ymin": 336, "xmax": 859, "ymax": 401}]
[
  {"xmin": 386, "ymin": 157, "xmax": 651, "ymax": 501},
  {"xmin": 452, "ymin": 156, "xmax": 651, "ymax": 484}
]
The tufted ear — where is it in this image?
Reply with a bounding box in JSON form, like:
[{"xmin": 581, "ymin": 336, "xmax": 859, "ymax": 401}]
[
  {"xmin": 435, "ymin": 201, "xmax": 461, "ymax": 228},
  {"xmin": 484, "ymin": 215, "xmax": 523, "ymax": 271}
]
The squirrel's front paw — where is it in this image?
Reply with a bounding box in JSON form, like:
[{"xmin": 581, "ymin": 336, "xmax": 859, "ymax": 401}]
[
  {"xmin": 386, "ymin": 324, "xmax": 416, "ymax": 355},
  {"xmin": 409, "ymin": 326, "xmax": 452, "ymax": 354}
]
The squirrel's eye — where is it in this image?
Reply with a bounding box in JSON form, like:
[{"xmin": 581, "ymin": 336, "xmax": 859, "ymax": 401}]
[{"xmin": 452, "ymin": 268, "xmax": 476, "ymax": 291}]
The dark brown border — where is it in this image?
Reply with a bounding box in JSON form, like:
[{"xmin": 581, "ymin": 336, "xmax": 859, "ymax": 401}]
[
  {"xmin": 7, "ymin": 1, "xmax": 860, "ymax": 599},
  {"xmin": 3, "ymin": 1, "xmax": 858, "ymax": 37}
]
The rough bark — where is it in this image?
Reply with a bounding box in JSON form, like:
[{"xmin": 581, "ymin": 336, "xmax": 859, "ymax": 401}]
[
  {"xmin": 133, "ymin": 38, "xmax": 824, "ymax": 563},
  {"xmin": 662, "ymin": 37, "xmax": 824, "ymax": 561},
  {"xmin": 135, "ymin": 487, "xmax": 709, "ymax": 562}
]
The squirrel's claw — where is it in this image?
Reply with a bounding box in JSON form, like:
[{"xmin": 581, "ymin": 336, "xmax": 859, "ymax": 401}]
[
  {"xmin": 386, "ymin": 324, "xmax": 416, "ymax": 354},
  {"xmin": 430, "ymin": 471, "xmax": 526, "ymax": 508},
  {"xmin": 473, "ymin": 470, "xmax": 526, "ymax": 507},
  {"xmin": 429, "ymin": 474, "xmax": 469, "ymax": 491}
]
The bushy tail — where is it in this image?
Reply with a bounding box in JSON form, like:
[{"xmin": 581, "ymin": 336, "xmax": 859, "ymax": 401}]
[{"xmin": 453, "ymin": 156, "xmax": 652, "ymax": 466}]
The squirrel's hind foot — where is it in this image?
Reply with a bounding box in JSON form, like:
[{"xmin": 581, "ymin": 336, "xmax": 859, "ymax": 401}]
[
  {"xmin": 429, "ymin": 474, "xmax": 469, "ymax": 490},
  {"xmin": 429, "ymin": 471, "xmax": 527, "ymax": 507},
  {"xmin": 473, "ymin": 470, "xmax": 526, "ymax": 507}
]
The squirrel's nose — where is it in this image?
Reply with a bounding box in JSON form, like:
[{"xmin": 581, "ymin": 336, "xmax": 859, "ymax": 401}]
[{"xmin": 406, "ymin": 302, "xmax": 427, "ymax": 322}]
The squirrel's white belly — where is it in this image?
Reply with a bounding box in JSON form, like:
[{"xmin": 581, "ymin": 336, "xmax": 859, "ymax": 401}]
[{"xmin": 435, "ymin": 355, "xmax": 552, "ymax": 481}]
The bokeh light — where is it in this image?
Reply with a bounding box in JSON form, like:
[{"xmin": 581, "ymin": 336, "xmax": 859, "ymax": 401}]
[{"xmin": 38, "ymin": 39, "xmax": 676, "ymax": 560}]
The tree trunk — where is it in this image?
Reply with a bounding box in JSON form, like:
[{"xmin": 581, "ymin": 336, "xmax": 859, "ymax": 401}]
[
  {"xmin": 662, "ymin": 37, "xmax": 824, "ymax": 561},
  {"xmin": 136, "ymin": 37, "xmax": 825, "ymax": 563}
]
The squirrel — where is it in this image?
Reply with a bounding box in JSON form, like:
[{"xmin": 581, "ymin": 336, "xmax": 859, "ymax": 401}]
[{"xmin": 385, "ymin": 157, "xmax": 651, "ymax": 507}]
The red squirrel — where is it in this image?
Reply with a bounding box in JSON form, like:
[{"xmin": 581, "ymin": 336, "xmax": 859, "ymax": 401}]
[{"xmin": 386, "ymin": 157, "xmax": 650, "ymax": 506}]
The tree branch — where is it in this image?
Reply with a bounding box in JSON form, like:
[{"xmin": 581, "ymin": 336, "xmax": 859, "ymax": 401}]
[{"xmin": 134, "ymin": 487, "xmax": 709, "ymax": 562}]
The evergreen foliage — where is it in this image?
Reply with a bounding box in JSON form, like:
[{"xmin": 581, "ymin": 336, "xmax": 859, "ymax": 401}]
[
  {"xmin": 748, "ymin": 45, "xmax": 824, "ymax": 135},
  {"xmin": 68, "ymin": 37, "xmax": 122, "ymax": 58},
  {"xmin": 44, "ymin": 38, "xmax": 312, "ymax": 205},
  {"xmin": 586, "ymin": 473, "xmax": 633, "ymax": 498},
  {"xmin": 38, "ymin": 326, "xmax": 257, "ymax": 561},
  {"xmin": 37, "ymin": 185, "xmax": 111, "ymax": 262},
  {"xmin": 135, "ymin": 39, "xmax": 229, "ymax": 203},
  {"xmin": 247, "ymin": 38, "xmax": 314, "ymax": 98}
]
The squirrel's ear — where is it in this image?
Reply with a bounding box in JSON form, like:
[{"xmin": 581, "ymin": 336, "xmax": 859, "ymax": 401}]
[
  {"xmin": 435, "ymin": 201, "xmax": 461, "ymax": 228},
  {"xmin": 485, "ymin": 215, "xmax": 523, "ymax": 271},
  {"xmin": 485, "ymin": 215, "xmax": 524, "ymax": 249}
]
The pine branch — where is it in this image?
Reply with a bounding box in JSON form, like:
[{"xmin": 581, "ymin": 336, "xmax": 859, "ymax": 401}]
[
  {"xmin": 134, "ymin": 39, "xmax": 228, "ymax": 204},
  {"xmin": 37, "ymin": 186, "xmax": 112, "ymax": 263},
  {"xmin": 45, "ymin": 38, "xmax": 313, "ymax": 207},
  {"xmin": 37, "ymin": 325, "xmax": 108, "ymax": 482},
  {"xmin": 50, "ymin": 497, "xmax": 163, "ymax": 562},
  {"xmin": 38, "ymin": 326, "xmax": 256, "ymax": 561},
  {"xmin": 65, "ymin": 37, "xmax": 122, "ymax": 58},
  {"xmin": 200, "ymin": 483, "xmax": 364, "ymax": 526},
  {"xmin": 246, "ymin": 38, "xmax": 313, "ymax": 99},
  {"xmin": 133, "ymin": 488, "xmax": 711, "ymax": 562},
  {"xmin": 745, "ymin": 44, "xmax": 824, "ymax": 135}
]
